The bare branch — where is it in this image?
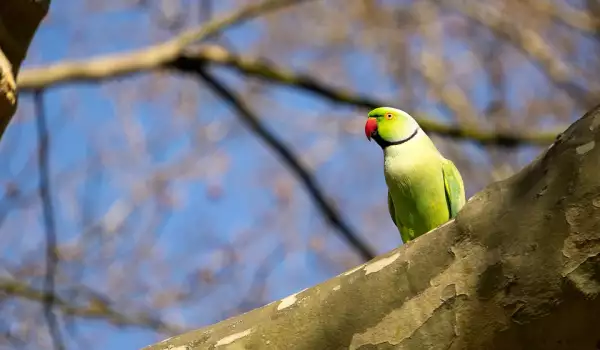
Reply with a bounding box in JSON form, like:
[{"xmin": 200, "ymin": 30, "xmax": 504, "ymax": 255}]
[
  {"xmin": 0, "ymin": 278, "xmax": 183, "ymax": 335},
  {"xmin": 416, "ymin": 2, "xmax": 480, "ymax": 127},
  {"xmin": 444, "ymin": 1, "xmax": 599, "ymax": 107},
  {"xmin": 34, "ymin": 90, "xmax": 64, "ymax": 350},
  {"xmin": 18, "ymin": 0, "xmax": 314, "ymax": 89},
  {"xmin": 530, "ymin": 0, "xmax": 600, "ymax": 32},
  {"xmin": 19, "ymin": 43, "xmax": 561, "ymax": 146},
  {"xmin": 194, "ymin": 66, "xmax": 377, "ymax": 261},
  {"xmin": 180, "ymin": 47, "xmax": 562, "ymax": 146}
]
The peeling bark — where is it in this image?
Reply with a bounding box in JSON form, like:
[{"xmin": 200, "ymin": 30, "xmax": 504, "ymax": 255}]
[
  {"xmin": 0, "ymin": 0, "xmax": 49, "ymax": 136},
  {"xmin": 144, "ymin": 104, "xmax": 600, "ymax": 350}
]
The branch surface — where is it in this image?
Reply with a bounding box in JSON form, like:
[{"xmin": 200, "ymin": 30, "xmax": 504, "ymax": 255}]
[
  {"xmin": 0, "ymin": 0, "xmax": 49, "ymax": 135},
  {"xmin": 143, "ymin": 104, "xmax": 600, "ymax": 350}
]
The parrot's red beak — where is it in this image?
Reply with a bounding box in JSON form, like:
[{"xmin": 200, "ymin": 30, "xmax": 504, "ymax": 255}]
[{"xmin": 365, "ymin": 118, "xmax": 377, "ymax": 141}]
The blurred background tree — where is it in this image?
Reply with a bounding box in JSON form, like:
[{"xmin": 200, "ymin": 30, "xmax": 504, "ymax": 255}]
[{"xmin": 1, "ymin": 0, "xmax": 597, "ymax": 349}]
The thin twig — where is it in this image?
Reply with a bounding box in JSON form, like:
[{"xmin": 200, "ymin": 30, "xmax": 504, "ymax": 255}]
[
  {"xmin": 416, "ymin": 2, "xmax": 480, "ymax": 127},
  {"xmin": 228, "ymin": 244, "xmax": 286, "ymax": 315},
  {"xmin": 444, "ymin": 1, "xmax": 598, "ymax": 107},
  {"xmin": 0, "ymin": 278, "xmax": 183, "ymax": 335},
  {"xmin": 530, "ymin": 0, "xmax": 600, "ymax": 32},
  {"xmin": 34, "ymin": 90, "xmax": 65, "ymax": 350},
  {"xmin": 195, "ymin": 67, "xmax": 376, "ymax": 261}
]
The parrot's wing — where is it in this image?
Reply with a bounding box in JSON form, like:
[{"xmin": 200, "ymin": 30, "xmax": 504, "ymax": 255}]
[
  {"xmin": 387, "ymin": 191, "xmax": 398, "ymax": 227},
  {"xmin": 388, "ymin": 190, "xmax": 415, "ymax": 242},
  {"xmin": 389, "ymin": 191, "xmax": 414, "ymax": 243},
  {"xmin": 441, "ymin": 159, "xmax": 466, "ymax": 219}
]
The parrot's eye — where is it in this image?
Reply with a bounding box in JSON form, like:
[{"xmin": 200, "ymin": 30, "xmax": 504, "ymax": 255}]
[{"xmin": 386, "ymin": 113, "xmax": 393, "ymax": 120}]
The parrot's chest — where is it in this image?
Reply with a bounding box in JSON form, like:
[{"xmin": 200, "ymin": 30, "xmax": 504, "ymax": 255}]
[
  {"xmin": 383, "ymin": 146, "xmax": 449, "ymax": 233},
  {"xmin": 382, "ymin": 139, "xmax": 442, "ymax": 189},
  {"xmin": 383, "ymin": 157, "xmax": 442, "ymax": 196}
]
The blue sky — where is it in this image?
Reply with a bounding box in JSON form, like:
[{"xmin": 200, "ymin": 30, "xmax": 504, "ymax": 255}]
[{"xmin": 2, "ymin": 1, "xmax": 580, "ymax": 349}]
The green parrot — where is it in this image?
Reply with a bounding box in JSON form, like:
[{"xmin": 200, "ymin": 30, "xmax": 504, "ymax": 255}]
[{"xmin": 364, "ymin": 107, "xmax": 466, "ymax": 243}]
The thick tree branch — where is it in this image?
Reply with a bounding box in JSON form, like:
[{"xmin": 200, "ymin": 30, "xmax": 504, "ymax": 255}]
[
  {"xmin": 0, "ymin": 278, "xmax": 184, "ymax": 335},
  {"xmin": 19, "ymin": 43, "xmax": 561, "ymax": 146},
  {"xmin": 195, "ymin": 66, "xmax": 376, "ymax": 261},
  {"xmin": 0, "ymin": 0, "xmax": 49, "ymax": 137},
  {"xmin": 144, "ymin": 105, "xmax": 600, "ymax": 349}
]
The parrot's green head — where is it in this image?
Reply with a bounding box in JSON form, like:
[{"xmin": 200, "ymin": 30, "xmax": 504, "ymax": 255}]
[{"xmin": 364, "ymin": 107, "xmax": 420, "ymax": 148}]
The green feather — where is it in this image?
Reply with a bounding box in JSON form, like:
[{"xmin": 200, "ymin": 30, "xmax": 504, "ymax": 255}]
[
  {"xmin": 387, "ymin": 191, "xmax": 397, "ymax": 227},
  {"xmin": 441, "ymin": 159, "xmax": 466, "ymax": 218}
]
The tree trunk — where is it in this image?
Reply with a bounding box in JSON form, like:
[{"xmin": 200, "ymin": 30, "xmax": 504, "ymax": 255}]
[
  {"xmin": 144, "ymin": 104, "xmax": 600, "ymax": 350},
  {"xmin": 0, "ymin": 0, "xmax": 49, "ymax": 135}
]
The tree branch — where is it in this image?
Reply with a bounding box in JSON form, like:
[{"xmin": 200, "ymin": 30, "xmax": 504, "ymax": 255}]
[
  {"xmin": 0, "ymin": 278, "xmax": 183, "ymax": 335},
  {"xmin": 143, "ymin": 104, "xmax": 600, "ymax": 350},
  {"xmin": 416, "ymin": 1, "xmax": 480, "ymax": 127},
  {"xmin": 34, "ymin": 90, "xmax": 64, "ymax": 350},
  {"xmin": 0, "ymin": 0, "xmax": 49, "ymax": 136},
  {"xmin": 19, "ymin": 43, "xmax": 561, "ymax": 146},
  {"xmin": 529, "ymin": 0, "xmax": 600, "ymax": 33},
  {"xmin": 17, "ymin": 0, "xmax": 313, "ymax": 90},
  {"xmin": 194, "ymin": 65, "xmax": 376, "ymax": 261},
  {"xmin": 444, "ymin": 1, "xmax": 599, "ymax": 108}
]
